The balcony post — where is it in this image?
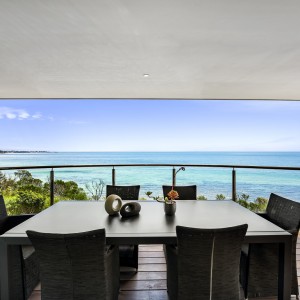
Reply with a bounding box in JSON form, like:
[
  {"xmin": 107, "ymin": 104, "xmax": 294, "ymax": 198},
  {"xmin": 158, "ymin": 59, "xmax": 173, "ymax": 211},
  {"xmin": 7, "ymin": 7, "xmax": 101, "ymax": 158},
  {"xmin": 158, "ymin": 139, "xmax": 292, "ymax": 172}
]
[
  {"xmin": 112, "ymin": 167, "xmax": 115, "ymax": 186},
  {"xmin": 172, "ymin": 167, "xmax": 176, "ymax": 188},
  {"xmin": 232, "ymin": 168, "xmax": 236, "ymax": 201},
  {"xmin": 50, "ymin": 169, "xmax": 54, "ymax": 205}
]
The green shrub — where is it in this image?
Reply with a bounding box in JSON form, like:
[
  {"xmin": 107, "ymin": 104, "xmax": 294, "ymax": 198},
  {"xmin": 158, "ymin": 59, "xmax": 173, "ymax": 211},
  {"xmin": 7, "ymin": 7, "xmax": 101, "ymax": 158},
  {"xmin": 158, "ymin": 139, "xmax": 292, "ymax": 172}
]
[
  {"xmin": 44, "ymin": 180, "xmax": 88, "ymax": 201},
  {"xmin": 237, "ymin": 199, "xmax": 249, "ymax": 209},
  {"xmin": 238, "ymin": 193, "xmax": 250, "ymax": 201},
  {"xmin": 7, "ymin": 190, "xmax": 45, "ymax": 214},
  {"xmin": 2, "ymin": 170, "xmax": 91, "ymax": 214},
  {"xmin": 216, "ymin": 194, "xmax": 226, "ymax": 200},
  {"xmin": 237, "ymin": 194, "xmax": 268, "ymax": 212},
  {"xmin": 254, "ymin": 197, "xmax": 268, "ymax": 212},
  {"xmin": 197, "ymin": 195, "xmax": 207, "ymax": 200}
]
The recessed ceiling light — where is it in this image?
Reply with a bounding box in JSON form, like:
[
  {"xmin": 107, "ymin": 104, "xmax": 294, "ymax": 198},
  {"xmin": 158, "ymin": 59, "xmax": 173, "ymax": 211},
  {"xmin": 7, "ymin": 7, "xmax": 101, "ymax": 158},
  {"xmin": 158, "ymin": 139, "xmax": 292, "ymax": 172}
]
[{"xmin": 143, "ymin": 74, "xmax": 150, "ymax": 78}]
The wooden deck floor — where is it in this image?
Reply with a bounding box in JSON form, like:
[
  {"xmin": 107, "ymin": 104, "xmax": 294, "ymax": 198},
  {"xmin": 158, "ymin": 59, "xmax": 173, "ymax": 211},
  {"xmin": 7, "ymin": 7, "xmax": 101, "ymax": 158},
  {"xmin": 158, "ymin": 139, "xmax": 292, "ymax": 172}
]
[
  {"xmin": 29, "ymin": 242, "xmax": 300, "ymax": 300},
  {"xmin": 119, "ymin": 245, "xmax": 168, "ymax": 300}
]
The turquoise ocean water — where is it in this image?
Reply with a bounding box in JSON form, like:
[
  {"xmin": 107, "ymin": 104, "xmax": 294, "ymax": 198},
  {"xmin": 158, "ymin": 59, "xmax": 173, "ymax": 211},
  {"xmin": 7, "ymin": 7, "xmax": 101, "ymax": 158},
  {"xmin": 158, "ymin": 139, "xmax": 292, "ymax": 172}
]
[{"xmin": 0, "ymin": 152, "xmax": 300, "ymax": 202}]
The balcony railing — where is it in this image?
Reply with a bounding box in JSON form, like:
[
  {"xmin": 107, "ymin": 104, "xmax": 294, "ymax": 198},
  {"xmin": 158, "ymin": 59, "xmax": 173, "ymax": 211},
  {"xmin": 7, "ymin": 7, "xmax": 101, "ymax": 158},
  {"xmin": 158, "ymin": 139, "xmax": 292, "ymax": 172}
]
[{"xmin": 1, "ymin": 163, "xmax": 300, "ymax": 205}]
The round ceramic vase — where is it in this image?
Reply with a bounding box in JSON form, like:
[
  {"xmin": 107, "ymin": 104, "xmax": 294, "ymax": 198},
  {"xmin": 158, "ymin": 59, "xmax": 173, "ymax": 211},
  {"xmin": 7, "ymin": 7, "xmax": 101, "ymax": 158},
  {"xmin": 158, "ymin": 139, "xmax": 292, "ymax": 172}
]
[
  {"xmin": 164, "ymin": 201, "xmax": 176, "ymax": 216},
  {"xmin": 120, "ymin": 202, "xmax": 141, "ymax": 217},
  {"xmin": 105, "ymin": 194, "xmax": 122, "ymax": 215}
]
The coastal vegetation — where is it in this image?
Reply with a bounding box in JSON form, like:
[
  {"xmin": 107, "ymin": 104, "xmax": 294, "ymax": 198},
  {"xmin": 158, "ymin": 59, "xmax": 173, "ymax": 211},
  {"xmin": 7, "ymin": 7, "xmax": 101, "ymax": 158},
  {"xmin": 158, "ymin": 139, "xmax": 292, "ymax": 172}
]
[
  {"xmin": 0, "ymin": 170, "xmax": 88, "ymax": 214},
  {"xmin": 145, "ymin": 190, "xmax": 268, "ymax": 212},
  {"xmin": 197, "ymin": 193, "xmax": 268, "ymax": 211},
  {"xmin": 236, "ymin": 193, "xmax": 268, "ymax": 212},
  {"xmin": 1, "ymin": 170, "xmax": 268, "ymax": 215}
]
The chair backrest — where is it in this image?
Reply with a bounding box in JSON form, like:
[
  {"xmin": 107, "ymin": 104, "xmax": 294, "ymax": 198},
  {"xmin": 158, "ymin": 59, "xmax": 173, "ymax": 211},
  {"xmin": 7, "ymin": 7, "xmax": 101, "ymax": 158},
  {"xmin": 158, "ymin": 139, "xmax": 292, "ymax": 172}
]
[
  {"xmin": 0, "ymin": 194, "xmax": 8, "ymax": 219},
  {"xmin": 106, "ymin": 185, "xmax": 140, "ymax": 200},
  {"xmin": 267, "ymin": 193, "xmax": 300, "ymax": 232},
  {"xmin": 162, "ymin": 185, "xmax": 197, "ymax": 200},
  {"xmin": 27, "ymin": 229, "xmax": 107, "ymax": 300},
  {"xmin": 176, "ymin": 224, "xmax": 248, "ymax": 300}
]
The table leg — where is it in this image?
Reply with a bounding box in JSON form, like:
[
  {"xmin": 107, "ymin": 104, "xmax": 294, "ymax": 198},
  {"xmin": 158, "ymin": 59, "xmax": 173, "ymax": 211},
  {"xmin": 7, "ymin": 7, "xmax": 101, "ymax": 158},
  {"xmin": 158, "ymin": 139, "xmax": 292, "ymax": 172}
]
[
  {"xmin": 278, "ymin": 237, "xmax": 292, "ymax": 300},
  {"xmin": 0, "ymin": 240, "xmax": 25, "ymax": 300},
  {"xmin": 0, "ymin": 239, "xmax": 9, "ymax": 300}
]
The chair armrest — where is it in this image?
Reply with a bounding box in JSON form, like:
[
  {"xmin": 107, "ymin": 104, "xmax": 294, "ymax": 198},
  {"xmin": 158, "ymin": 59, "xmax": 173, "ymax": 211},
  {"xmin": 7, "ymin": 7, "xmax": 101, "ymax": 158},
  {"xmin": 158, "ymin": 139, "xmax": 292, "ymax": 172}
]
[{"xmin": 256, "ymin": 213, "xmax": 299, "ymax": 234}]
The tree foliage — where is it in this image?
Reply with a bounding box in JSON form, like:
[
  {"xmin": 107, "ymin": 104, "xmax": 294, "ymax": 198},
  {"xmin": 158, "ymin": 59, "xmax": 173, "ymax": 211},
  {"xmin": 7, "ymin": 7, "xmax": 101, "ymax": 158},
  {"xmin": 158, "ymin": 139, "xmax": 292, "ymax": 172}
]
[
  {"xmin": 1, "ymin": 170, "xmax": 89, "ymax": 214},
  {"xmin": 237, "ymin": 194, "xmax": 268, "ymax": 212},
  {"xmin": 0, "ymin": 171, "xmax": 15, "ymax": 196},
  {"xmin": 45, "ymin": 180, "xmax": 88, "ymax": 201},
  {"xmin": 7, "ymin": 190, "xmax": 45, "ymax": 214}
]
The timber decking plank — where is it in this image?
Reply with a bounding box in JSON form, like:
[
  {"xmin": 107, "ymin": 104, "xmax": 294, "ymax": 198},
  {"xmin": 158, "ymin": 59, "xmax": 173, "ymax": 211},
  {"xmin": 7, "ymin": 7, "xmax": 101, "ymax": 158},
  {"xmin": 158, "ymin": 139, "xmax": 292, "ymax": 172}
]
[
  {"xmin": 120, "ymin": 279, "xmax": 167, "ymax": 291},
  {"xmin": 138, "ymin": 264, "xmax": 167, "ymax": 272},
  {"xmin": 139, "ymin": 251, "xmax": 165, "ymax": 258},
  {"xmin": 139, "ymin": 245, "xmax": 163, "ymax": 252},
  {"xmin": 121, "ymin": 271, "xmax": 166, "ymax": 280},
  {"xmin": 139, "ymin": 257, "xmax": 166, "ymax": 264},
  {"xmin": 118, "ymin": 290, "xmax": 169, "ymax": 300}
]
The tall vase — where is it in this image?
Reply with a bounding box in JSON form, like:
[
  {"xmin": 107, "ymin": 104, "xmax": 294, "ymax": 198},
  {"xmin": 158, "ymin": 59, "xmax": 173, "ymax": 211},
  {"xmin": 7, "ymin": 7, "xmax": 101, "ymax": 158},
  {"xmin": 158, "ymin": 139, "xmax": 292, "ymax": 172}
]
[{"xmin": 164, "ymin": 201, "xmax": 176, "ymax": 216}]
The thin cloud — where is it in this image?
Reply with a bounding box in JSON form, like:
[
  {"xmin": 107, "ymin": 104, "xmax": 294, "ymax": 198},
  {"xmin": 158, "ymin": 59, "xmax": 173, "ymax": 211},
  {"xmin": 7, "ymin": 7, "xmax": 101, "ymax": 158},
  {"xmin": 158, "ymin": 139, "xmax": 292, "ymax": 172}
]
[
  {"xmin": 67, "ymin": 120, "xmax": 89, "ymax": 125},
  {"xmin": 0, "ymin": 107, "xmax": 42, "ymax": 120},
  {"xmin": 32, "ymin": 113, "xmax": 42, "ymax": 119}
]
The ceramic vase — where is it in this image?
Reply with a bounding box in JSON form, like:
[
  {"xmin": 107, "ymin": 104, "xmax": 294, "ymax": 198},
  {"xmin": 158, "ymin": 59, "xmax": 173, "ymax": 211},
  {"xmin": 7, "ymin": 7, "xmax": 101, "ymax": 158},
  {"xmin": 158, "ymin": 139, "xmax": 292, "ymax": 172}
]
[
  {"xmin": 164, "ymin": 201, "xmax": 176, "ymax": 216},
  {"xmin": 105, "ymin": 194, "xmax": 122, "ymax": 215}
]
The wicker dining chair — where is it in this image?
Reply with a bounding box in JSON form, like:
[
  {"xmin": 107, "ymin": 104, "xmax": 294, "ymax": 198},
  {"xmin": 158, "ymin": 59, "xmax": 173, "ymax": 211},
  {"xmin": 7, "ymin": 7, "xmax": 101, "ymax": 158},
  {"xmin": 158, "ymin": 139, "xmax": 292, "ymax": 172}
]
[
  {"xmin": 106, "ymin": 185, "xmax": 140, "ymax": 201},
  {"xmin": 243, "ymin": 193, "xmax": 300, "ymax": 298},
  {"xmin": 165, "ymin": 224, "xmax": 248, "ymax": 300},
  {"xmin": 106, "ymin": 185, "xmax": 140, "ymax": 270},
  {"xmin": 0, "ymin": 194, "xmax": 40, "ymax": 299},
  {"xmin": 162, "ymin": 185, "xmax": 197, "ymax": 200},
  {"xmin": 26, "ymin": 228, "xmax": 119, "ymax": 300}
]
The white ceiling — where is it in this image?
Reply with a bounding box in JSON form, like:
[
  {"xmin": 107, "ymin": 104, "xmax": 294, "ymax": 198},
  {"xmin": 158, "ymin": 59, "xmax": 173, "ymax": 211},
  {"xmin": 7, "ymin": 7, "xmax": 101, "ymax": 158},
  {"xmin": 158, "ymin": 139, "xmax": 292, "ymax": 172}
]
[{"xmin": 1, "ymin": 0, "xmax": 300, "ymax": 100}]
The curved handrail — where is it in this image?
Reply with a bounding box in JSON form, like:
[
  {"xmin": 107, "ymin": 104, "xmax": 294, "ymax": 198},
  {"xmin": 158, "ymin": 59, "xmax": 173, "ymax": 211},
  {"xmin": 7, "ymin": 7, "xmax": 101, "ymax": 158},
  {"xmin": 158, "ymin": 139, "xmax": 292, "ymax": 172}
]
[
  {"xmin": 1, "ymin": 163, "xmax": 300, "ymax": 171},
  {"xmin": 1, "ymin": 163, "xmax": 299, "ymax": 205}
]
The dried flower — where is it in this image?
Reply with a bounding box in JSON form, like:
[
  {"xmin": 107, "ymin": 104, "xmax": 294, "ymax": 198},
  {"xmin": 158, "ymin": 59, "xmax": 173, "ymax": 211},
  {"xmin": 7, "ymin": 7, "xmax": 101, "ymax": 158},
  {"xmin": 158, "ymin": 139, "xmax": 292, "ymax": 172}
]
[{"xmin": 167, "ymin": 189, "xmax": 179, "ymax": 202}]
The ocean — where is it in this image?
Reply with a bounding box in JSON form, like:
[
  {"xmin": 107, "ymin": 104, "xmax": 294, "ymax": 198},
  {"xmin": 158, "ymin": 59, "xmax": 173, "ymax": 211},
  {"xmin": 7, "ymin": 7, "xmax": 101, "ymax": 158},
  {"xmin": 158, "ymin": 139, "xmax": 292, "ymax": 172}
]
[{"xmin": 0, "ymin": 152, "xmax": 300, "ymax": 202}]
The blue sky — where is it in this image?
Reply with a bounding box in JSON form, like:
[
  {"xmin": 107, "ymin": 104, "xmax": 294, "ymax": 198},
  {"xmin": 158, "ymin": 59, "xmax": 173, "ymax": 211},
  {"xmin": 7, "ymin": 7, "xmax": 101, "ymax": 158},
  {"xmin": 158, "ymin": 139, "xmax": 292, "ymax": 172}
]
[{"xmin": 0, "ymin": 100, "xmax": 299, "ymax": 151}]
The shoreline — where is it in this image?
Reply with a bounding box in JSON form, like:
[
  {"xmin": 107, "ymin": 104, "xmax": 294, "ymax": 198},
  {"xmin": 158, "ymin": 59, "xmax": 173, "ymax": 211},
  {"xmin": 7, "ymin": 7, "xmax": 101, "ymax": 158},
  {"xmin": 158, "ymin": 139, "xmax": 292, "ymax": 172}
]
[{"xmin": 0, "ymin": 150, "xmax": 49, "ymax": 154}]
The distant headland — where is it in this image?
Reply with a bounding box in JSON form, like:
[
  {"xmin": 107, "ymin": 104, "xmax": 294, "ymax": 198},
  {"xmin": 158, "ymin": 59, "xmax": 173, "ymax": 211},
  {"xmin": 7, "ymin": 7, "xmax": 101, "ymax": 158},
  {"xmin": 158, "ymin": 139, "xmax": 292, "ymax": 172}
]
[{"xmin": 0, "ymin": 150, "xmax": 49, "ymax": 154}]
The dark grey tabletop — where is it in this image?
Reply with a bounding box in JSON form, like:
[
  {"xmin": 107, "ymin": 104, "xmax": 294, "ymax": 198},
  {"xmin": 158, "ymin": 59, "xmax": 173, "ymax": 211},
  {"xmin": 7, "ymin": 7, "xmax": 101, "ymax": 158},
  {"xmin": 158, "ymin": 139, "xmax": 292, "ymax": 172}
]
[{"xmin": 2, "ymin": 200, "xmax": 290, "ymax": 245}]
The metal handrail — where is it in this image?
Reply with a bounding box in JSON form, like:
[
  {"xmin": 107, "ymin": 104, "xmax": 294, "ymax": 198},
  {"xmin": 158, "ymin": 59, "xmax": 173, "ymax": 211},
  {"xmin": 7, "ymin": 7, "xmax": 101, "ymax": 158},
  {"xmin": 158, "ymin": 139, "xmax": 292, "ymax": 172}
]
[
  {"xmin": 1, "ymin": 163, "xmax": 300, "ymax": 171},
  {"xmin": 1, "ymin": 163, "xmax": 300, "ymax": 205}
]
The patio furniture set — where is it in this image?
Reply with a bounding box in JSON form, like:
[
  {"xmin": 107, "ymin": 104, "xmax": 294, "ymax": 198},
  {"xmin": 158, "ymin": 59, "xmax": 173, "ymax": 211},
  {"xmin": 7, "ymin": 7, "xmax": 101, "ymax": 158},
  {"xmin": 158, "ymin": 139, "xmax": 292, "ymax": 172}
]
[{"xmin": 0, "ymin": 187, "xmax": 299, "ymax": 300}]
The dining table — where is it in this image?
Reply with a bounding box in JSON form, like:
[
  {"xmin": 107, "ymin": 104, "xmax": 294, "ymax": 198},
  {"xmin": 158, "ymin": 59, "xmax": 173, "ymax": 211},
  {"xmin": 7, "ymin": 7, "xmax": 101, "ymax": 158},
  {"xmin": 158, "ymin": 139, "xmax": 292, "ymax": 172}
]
[{"xmin": 0, "ymin": 200, "xmax": 293, "ymax": 300}]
